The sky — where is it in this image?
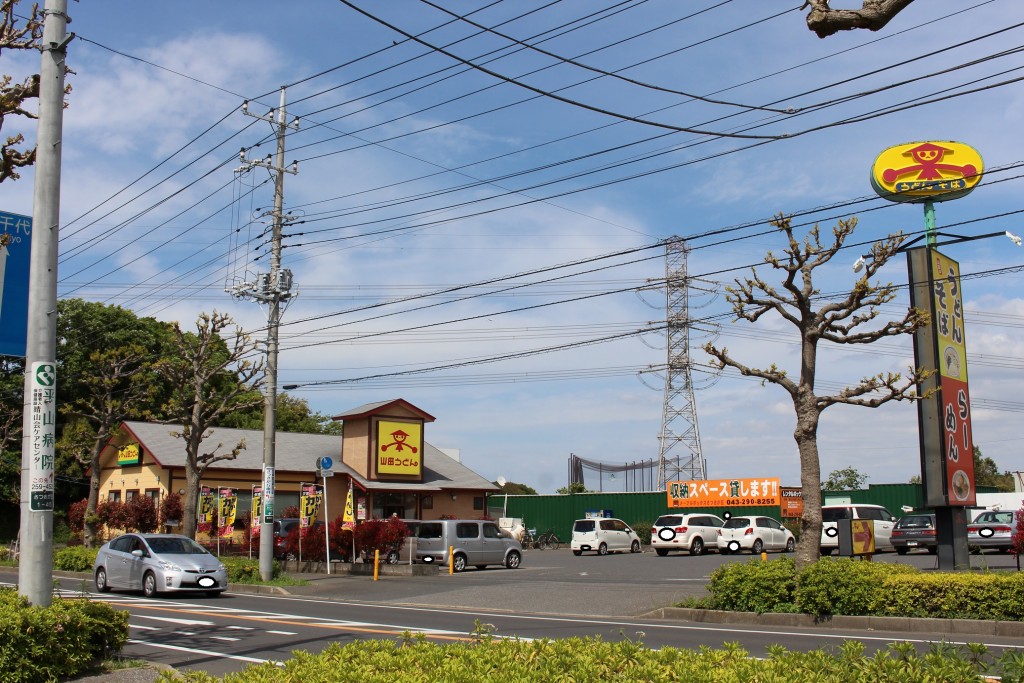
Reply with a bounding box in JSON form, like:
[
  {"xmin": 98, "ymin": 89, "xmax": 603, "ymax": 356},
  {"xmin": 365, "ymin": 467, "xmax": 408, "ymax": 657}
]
[{"xmin": 3, "ymin": 0, "xmax": 1023, "ymax": 495}]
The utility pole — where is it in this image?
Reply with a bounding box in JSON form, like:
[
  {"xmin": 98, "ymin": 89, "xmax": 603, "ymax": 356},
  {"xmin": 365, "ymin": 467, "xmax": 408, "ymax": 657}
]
[
  {"xmin": 19, "ymin": 0, "xmax": 72, "ymax": 606},
  {"xmin": 231, "ymin": 88, "xmax": 298, "ymax": 581}
]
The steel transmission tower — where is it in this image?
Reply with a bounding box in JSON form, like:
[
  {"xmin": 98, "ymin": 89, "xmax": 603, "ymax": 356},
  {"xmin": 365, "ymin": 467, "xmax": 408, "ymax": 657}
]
[{"xmin": 656, "ymin": 237, "xmax": 706, "ymax": 488}]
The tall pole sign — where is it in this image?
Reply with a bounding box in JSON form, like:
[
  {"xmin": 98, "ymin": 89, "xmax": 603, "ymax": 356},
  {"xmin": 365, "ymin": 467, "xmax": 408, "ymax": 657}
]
[
  {"xmin": 0, "ymin": 211, "xmax": 31, "ymax": 357},
  {"xmin": 872, "ymin": 140, "xmax": 982, "ymax": 571}
]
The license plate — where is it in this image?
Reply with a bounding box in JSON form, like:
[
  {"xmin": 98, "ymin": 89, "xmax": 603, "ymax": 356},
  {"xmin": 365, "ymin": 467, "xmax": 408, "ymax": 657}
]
[
  {"xmin": 197, "ymin": 576, "xmax": 216, "ymax": 588},
  {"xmin": 907, "ymin": 541, "xmax": 918, "ymax": 546}
]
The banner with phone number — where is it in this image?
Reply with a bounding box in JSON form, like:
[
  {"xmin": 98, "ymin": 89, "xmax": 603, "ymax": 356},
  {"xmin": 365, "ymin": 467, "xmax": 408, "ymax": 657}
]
[{"xmin": 667, "ymin": 477, "xmax": 781, "ymax": 508}]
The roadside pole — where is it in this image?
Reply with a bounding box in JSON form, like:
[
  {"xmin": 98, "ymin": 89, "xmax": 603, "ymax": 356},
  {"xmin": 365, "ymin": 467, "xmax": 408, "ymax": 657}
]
[{"xmin": 19, "ymin": 0, "xmax": 71, "ymax": 607}]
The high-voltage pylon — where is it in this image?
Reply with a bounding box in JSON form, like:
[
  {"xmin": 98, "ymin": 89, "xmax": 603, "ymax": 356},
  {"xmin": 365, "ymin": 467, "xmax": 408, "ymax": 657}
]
[{"xmin": 656, "ymin": 237, "xmax": 706, "ymax": 489}]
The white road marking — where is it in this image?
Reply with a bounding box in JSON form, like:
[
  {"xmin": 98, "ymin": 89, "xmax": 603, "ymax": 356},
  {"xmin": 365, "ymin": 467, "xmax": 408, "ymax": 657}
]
[
  {"xmin": 135, "ymin": 615, "xmax": 214, "ymax": 626},
  {"xmin": 127, "ymin": 639, "xmax": 280, "ymax": 666}
]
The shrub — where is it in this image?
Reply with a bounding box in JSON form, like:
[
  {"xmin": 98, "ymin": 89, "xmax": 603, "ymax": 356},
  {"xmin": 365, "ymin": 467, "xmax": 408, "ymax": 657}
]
[
  {"xmin": 0, "ymin": 588, "xmax": 128, "ymax": 682},
  {"xmin": 159, "ymin": 492, "xmax": 184, "ymax": 530},
  {"xmin": 354, "ymin": 518, "xmax": 410, "ymax": 560},
  {"xmin": 630, "ymin": 520, "xmax": 653, "ymax": 545},
  {"xmin": 881, "ymin": 572, "xmax": 1024, "ymax": 620},
  {"xmin": 795, "ymin": 558, "xmax": 917, "ymax": 616},
  {"xmin": 126, "ymin": 494, "xmax": 159, "ymax": 533},
  {"xmin": 221, "ymin": 556, "xmax": 283, "ymax": 583},
  {"xmin": 706, "ymin": 557, "xmax": 797, "ymax": 613},
  {"xmin": 53, "ymin": 546, "xmax": 98, "ymax": 572},
  {"xmin": 68, "ymin": 498, "xmax": 88, "ymax": 533}
]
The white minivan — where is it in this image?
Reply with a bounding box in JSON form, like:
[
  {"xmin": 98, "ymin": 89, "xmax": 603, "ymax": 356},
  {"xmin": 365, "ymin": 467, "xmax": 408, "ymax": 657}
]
[
  {"xmin": 571, "ymin": 518, "xmax": 642, "ymax": 556},
  {"xmin": 820, "ymin": 503, "xmax": 896, "ymax": 555},
  {"xmin": 415, "ymin": 519, "xmax": 522, "ymax": 571}
]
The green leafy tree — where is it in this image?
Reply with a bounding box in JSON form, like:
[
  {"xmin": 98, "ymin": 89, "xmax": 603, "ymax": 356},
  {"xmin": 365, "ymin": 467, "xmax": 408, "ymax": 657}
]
[
  {"xmin": 219, "ymin": 393, "xmax": 342, "ymax": 435},
  {"xmin": 556, "ymin": 482, "xmax": 590, "ymax": 495},
  {"xmin": 155, "ymin": 311, "xmax": 264, "ymax": 539},
  {"xmin": 822, "ymin": 467, "xmax": 869, "ymax": 491},
  {"xmin": 493, "ymin": 481, "xmax": 537, "ymax": 495},
  {"xmin": 973, "ymin": 446, "xmax": 1014, "ymax": 491},
  {"xmin": 704, "ymin": 215, "xmax": 929, "ymax": 568}
]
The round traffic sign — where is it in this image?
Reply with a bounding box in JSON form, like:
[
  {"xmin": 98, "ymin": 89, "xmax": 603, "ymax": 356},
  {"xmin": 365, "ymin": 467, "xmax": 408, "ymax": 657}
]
[{"xmin": 320, "ymin": 456, "xmax": 333, "ymax": 470}]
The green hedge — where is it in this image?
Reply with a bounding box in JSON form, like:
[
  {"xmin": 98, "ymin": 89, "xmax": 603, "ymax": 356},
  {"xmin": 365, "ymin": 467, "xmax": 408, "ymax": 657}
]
[
  {"xmin": 701, "ymin": 557, "xmax": 1024, "ymax": 620},
  {"xmin": 53, "ymin": 546, "xmax": 98, "ymax": 572},
  {"xmin": 0, "ymin": 588, "xmax": 128, "ymax": 682},
  {"xmin": 165, "ymin": 638, "xmax": 1024, "ymax": 683},
  {"xmin": 221, "ymin": 556, "xmax": 282, "ymax": 583}
]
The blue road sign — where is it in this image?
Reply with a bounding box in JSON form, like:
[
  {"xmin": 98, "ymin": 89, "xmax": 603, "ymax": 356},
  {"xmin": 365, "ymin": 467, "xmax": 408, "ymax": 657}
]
[
  {"xmin": 320, "ymin": 456, "xmax": 333, "ymax": 471},
  {"xmin": 0, "ymin": 210, "xmax": 32, "ymax": 358}
]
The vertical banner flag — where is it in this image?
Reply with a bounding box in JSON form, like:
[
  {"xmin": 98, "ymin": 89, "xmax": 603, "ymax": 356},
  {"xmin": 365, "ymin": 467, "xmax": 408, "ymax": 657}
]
[
  {"xmin": 218, "ymin": 487, "xmax": 238, "ymax": 538},
  {"xmin": 251, "ymin": 485, "xmax": 262, "ymax": 537},
  {"xmin": 300, "ymin": 483, "xmax": 323, "ymax": 528},
  {"xmin": 342, "ymin": 481, "xmax": 355, "ymax": 528},
  {"xmin": 199, "ymin": 486, "xmax": 214, "ymax": 532}
]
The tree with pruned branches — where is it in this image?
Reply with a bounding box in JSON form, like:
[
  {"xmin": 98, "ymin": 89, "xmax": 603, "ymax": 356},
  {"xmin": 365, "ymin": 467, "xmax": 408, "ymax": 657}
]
[
  {"xmin": 803, "ymin": 0, "xmax": 916, "ymax": 39},
  {"xmin": 155, "ymin": 311, "xmax": 264, "ymax": 539},
  {"xmin": 1, "ymin": 0, "xmax": 41, "ymax": 182},
  {"xmin": 704, "ymin": 214, "xmax": 930, "ymax": 567}
]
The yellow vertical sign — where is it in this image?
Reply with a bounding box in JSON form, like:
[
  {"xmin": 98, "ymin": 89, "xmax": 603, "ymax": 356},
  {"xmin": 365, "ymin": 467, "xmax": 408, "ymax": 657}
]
[{"xmin": 376, "ymin": 420, "xmax": 422, "ymax": 475}]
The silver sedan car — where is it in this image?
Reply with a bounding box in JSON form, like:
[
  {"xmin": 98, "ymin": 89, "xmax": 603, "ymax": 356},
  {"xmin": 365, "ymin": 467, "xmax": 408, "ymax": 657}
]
[{"xmin": 94, "ymin": 533, "xmax": 228, "ymax": 598}]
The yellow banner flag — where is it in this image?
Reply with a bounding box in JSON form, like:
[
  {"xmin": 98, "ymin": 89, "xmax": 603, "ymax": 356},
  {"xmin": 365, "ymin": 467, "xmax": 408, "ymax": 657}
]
[{"xmin": 342, "ymin": 486, "xmax": 355, "ymax": 527}]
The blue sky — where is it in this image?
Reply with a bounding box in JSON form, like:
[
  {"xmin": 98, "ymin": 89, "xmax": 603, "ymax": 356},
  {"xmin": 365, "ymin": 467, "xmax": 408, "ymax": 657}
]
[{"xmin": 4, "ymin": 0, "xmax": 1023, "ymax": 494}]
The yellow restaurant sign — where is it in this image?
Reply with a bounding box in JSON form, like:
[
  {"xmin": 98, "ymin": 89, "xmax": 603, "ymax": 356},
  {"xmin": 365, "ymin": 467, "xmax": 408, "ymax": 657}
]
[
  {"xmin": 117, "ymin": 443, "xmax": 141, "ymax": 466},
  {"xmin": 376, "ymin": 419, "xmax": 422, "ymax": 476},
  {"xmin": 870, "ymin": 141, "xmax": 982, "ymax": 203},
  {"xmin": 667, "ymin": 477, "xmax": 781, "ymax": 508}
]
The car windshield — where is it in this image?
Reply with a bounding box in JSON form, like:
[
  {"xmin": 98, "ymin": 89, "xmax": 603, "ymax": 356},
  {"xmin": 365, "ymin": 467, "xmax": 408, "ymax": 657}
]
[
  {"xmin": 146, "ymin": 537, "xmax": 210, "ymax": 555},
  {"xmin": 897, "ymin": 515, "xmax": 933, "ymax": 528},
  {"xmin": 573, "ymin": 520, "xmax": 596, "ymax": 533},
  {"xmin": 822, "ymin": 508, "xmax": 852, "ymax": 522},
  {"xmin": 654, "ymin": 516, "xmax": 683, "ymax": 526},
  {"xmin": 723, "ymin": 518, "xmax": 750, "ymax": 529},
  {"xmin": 973, "ymin": 511, "xmax": 1014, "ymax": 525}
]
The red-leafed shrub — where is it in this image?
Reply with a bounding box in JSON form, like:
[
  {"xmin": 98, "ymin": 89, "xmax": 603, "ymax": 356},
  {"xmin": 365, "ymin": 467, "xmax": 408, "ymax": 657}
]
[
  {"xmin": 126, "ymin": 495, "xmax": 159, "ymax": 533},
  {"xmin": 1012, "ymin": 504, "xmax": 1024, "ymax": 560},
  {"xmin": 98, "ymin": 500, "xmax": 131, "ymax": 531},
  {"xmin": 354, "ymin": 518, "xmax": 410, "ymax": 560},
  {"xmin": 159, "ymin": 492, "xmax": 184, "ymax": 530},
  {"xmin": 68, "ymin": 498, "xmax": 88, "ymax": 533}
]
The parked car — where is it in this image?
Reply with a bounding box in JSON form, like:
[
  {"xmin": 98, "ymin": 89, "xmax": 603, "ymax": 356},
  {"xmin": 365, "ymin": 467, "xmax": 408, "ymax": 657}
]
[
  {"xmin": 382, "ymin": 519, "xmax": 420, "ymax": 564},
  {"xmin": 570, "ymin": 517, "xmax": 642, "ymax": 556},
  {"xmin": 650, "ymin": 513, "xmax": 724, "ymax": 556},
  {"xmin": 891, "ymin": 513, "xmax": 937, "ymax": 555},
  {"xmin": 415, "ymin": 519, "xmax": 522, "ymax": 571},
  {"xmin": 273, "ymin": 517, "xmax": 301, "ymax": 559},
  {"xmin": 968, "ymin": 509, "xmax": 1019, "ymax": 553},
  {"xmin": 820, "ymin": 504, "xmax": 896, "ymax": 555},
  {"xmin": 717, "ymin": 516, "xmax": 795, "ymax": 554},
  {"xmin": 94, "ymin": 533, "xmax": 228, "ymax": 598}
]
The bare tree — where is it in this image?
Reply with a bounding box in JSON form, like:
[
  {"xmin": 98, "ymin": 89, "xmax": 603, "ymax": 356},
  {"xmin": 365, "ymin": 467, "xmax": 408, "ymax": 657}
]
[
  {"xmin": 803, "ymin": 0, "xmax": 916, "ymax": 39},
  {"xmin": 58, "ymin": 346, "xmax": 155, "ymax": 547},
  {"xmin": 155, "ymin": 312, "xmax": 264, "ymax": 539},
  {"xmin": 1, "ymin": 0, "xmax": 41, "ymax": 182},
  {"xmin": 704, "ymin": 214, "xmax": 930, "ymax": 567}
]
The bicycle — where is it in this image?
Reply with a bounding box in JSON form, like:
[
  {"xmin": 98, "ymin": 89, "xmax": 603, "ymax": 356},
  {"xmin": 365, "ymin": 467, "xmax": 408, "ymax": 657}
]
[
  {"xmin": 520, "ymin": 528, "xmax": 537, "ymax": 550},
  {"xmin": 536, "ymin": 528, "xmax": 560, "ymax": 551}
]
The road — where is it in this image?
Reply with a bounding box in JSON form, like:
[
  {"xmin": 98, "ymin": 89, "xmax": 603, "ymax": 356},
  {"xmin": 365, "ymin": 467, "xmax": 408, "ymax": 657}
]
[{"xmin": 3, "ymin": 547, "xmax": 1021, "ymax": 678}]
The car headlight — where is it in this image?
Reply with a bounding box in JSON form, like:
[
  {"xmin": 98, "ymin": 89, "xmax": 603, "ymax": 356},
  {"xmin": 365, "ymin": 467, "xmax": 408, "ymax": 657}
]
[{"xmin": 158, "ymin": 560, "xmax": 183, "ymax": 572}]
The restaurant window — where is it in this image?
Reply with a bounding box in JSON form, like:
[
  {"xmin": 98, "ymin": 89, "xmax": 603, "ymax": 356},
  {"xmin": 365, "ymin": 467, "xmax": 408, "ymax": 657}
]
[
  {"xmin": 145, "ymin": 489, "xmax": 160, "ymax": 504},
  {"xmin": 125, "ymin": 490, "xmax": 138, "ymax": 502},
  {"xmin": 422, "ymin": 495, "xmax": 433, "ymax": 510},
  {"xmin": 473, "ymin": 496, "xmax": 485, "ymax": 511},
  {"xmin": 108, "ymin": 490, "xmax": 121, "ymax": 502}
]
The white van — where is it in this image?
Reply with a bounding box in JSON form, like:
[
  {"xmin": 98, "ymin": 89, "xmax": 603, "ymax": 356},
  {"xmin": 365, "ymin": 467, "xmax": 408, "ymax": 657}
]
[
  {"xmin": 571, "ymin": 518, "xmax": 642, "ymax": 556},
  {"xmin": 820, "ymin": 504, "xmax": 896, "ymax": 555},
  {"xmin": 415, "ymin": 519, "xmax": 522, "ymax": 571}
]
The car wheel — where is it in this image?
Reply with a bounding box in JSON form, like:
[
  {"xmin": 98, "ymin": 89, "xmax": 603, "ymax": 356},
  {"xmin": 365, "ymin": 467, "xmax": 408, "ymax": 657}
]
[
  {"xmin": 655, "ymin": 548, "xmax": 669, "ymax": 557},
  {"xmin": 452, "ymin": 553, "xmax": 467, "ymax": 572},
  {"xmin": 597, "ymin": 543, "xmax": 608, "ymax": 556},
  {"xmin": 505, "ymin": 550, "xmax": 521, "ymax": 569},
  {"xmin": 142, "ymin": 571, "xmax": 159, "ymax": 598},
  {"xmin": 572, "ymin": 550, "xmax": 582, "ymax": 556},
  {"xmin": 690, "ymin": 538, "xmax": 704, "ymax": 556},
  {"xmin": 385, "ymin": 550, "xmax": 400, "ymax": 565},
  {"xmin": 895, "ymin": 547, "xmax": 908, "ymax": 556},
  {"xmin": 630, "ymin": 540, "xmax": 641, "ymax": 553},
  {"xmin": 785, "ymin": 538, "xmax": 795, "ymax": 553},
  {"xmin": 95, "ymin": 567, "xmax": 110, "ymax": 593},
  {"xmin": 751, "ymin": 539, "xmax": 764, "ymax": 555}
]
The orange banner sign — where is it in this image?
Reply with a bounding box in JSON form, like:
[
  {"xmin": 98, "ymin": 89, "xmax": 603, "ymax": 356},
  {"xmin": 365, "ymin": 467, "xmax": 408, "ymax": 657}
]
[{"xmin": 667, "ymin": 478, "xmax": 781, "ymax": 508}]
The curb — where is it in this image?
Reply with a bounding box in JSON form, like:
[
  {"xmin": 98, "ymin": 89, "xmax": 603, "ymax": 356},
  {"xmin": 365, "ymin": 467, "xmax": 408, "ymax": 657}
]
[{"xmin": 645, "ymin": 607, "xmax": 1024, "ymax": 638}]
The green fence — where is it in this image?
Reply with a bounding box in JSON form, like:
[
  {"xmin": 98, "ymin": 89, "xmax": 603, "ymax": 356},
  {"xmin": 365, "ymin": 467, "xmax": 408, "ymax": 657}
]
[{"xmin": 488, "ymin": 483, "xmax": 939, "ymax": 543}]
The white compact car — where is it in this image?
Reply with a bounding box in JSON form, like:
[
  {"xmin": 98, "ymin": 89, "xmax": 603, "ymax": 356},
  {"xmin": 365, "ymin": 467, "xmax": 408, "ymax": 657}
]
[
  {"xmin": 819, "ymin": 504, "xmax": 896, "ymax": 555},
  {"xmin": 717, "ymin": 516, "xmax": 795, "ymax": 554},
  {"xmin": 571, "ymin": 517, "xmax": 642, "ymax": 556},
  {"xmin": 651, "ymin": 513, "xmax": 724, "ymax": 556}
]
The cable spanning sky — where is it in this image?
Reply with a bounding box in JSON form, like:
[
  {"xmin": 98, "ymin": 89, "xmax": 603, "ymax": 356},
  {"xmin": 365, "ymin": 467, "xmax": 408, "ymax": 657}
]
[{"xmin": 3, "ymin": 0, "xmax": 1023, "ymax": 493}]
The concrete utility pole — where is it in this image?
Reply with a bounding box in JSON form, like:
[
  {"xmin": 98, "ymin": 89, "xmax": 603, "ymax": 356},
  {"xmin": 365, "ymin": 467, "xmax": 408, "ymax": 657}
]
[
  {"xmin": 232, "ymin": 88, "xmax": 298, "ymax": 581},
  {"xmin": 19, "ymin": 0, "xmax": 72, "ymax": 606}
]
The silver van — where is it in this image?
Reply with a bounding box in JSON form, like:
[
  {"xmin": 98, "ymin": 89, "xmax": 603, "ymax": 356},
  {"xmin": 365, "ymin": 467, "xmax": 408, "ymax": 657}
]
[{"xmin": 415, "ymin": 519, "xmax": 523, "ymax": 571}]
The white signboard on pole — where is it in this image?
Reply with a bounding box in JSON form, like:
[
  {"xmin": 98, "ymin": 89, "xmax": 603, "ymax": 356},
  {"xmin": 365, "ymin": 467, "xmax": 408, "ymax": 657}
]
[{"xmin": 29, "ymin": 362, "xmax": 56, "ymax": 511}]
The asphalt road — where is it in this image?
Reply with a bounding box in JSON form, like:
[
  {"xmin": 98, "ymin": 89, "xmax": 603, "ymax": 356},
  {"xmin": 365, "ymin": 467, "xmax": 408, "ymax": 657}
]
[{"xmin": 3, "ymin": 547, "xmax": 1021, "ymax": 679}]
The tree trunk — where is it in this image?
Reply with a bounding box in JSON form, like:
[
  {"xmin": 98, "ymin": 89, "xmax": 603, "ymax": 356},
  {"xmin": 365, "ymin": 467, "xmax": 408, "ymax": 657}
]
[
  {"xmin": 182, "ymin": 463, "xmax": 201, "ymax": 540},
  {"xmin": 794, "ymin": 400, "xmax": 823, "ymax": 569},
  {"xmin": 84, "ymin": 470, "xmax": 100, "ymax": 548}
]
